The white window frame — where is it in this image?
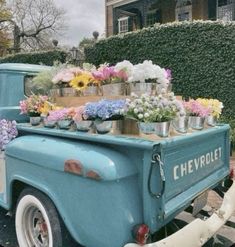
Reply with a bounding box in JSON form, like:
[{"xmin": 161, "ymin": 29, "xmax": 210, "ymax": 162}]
[
  {"xmin": 118, "ymin": 16, "xmax": 129, "ymax": 33},
  {"xmin": 175, "ymin": 5, "xmax": 192, "ymax": 21},
  {"xmin": 217, "ymin": 0, "xmax": 234, "ymax": 21}
]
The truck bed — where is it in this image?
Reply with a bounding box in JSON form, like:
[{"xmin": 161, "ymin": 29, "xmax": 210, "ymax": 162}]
[{"xmin": 16, "ymin": 123, "xmax": 230, "ymax": 232}]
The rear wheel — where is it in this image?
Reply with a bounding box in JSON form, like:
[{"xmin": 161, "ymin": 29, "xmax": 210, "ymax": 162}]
[{"xmin": 15, "ymin": 188, "xmax": 66, "ymax": 247}]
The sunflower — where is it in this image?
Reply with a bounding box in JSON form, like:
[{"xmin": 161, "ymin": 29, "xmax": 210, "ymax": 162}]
[{"xmin": 70, "ymin": 73, "xmax": 92, "ymax": 91}]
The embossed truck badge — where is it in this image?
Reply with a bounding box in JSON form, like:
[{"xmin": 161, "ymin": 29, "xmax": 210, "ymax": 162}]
[{"xmin": 173, "ymin": 147, "xmax": 222, "ymax": 180}]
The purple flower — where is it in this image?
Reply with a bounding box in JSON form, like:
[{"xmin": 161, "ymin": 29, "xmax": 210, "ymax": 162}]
[{"xmin": 0, "ymin": 119, "xmax": 18, "ymax": 150}]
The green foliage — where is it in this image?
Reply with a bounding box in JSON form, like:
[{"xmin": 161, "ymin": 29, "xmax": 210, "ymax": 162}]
[
  {"xmin": 79, "ymin": 37, "xmax": 95, "ymax": 50},
  {"xmin": 85, "ymin": 21, "xmax": 235, "ymax": 120},
  {"xmin": 0, "ymin": 49, "xmax": 68, "ymax": 66}
]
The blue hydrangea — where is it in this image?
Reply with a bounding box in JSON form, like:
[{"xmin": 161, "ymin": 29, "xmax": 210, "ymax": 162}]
[{"xmin": 85, "ymin": 99, "xmax": 126, "ymax": 120}]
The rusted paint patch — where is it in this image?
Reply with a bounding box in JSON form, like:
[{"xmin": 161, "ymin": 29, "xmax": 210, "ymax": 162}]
[
  {"xmin": 64, "ymin": 159, "xmax": 83, "ymax": 176},
  {"xmin": 86, "ymin": 170, "xmax": 101, "ymax": 180}
]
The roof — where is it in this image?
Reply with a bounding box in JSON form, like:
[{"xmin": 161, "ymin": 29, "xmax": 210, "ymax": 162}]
[{"xmin": 0, "ymin": 63, "xmax": 51, "ymax": 73}]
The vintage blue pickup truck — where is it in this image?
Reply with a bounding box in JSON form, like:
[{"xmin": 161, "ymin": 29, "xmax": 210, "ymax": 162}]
[{"xmin": 0, "ymin": 63, "xmax": 235, "ymax": 247}]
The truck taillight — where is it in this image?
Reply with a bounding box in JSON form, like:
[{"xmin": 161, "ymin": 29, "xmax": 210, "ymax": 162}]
[
  {"xmin": 132, "ymin": 224, "xmax": 150, "ymax": 245},
  {"xmin": 230, "ymin": 167, "xmax": 234, "ymax": 179}
]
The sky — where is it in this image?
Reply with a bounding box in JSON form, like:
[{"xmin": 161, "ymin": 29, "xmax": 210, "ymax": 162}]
[{"xmin": 55, "ymin": 0, "xmax": 105, "ymax": 47}]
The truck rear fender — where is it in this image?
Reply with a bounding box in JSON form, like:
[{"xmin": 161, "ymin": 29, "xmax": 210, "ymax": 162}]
[{"xmin": 5, "ymin": 135, "xmax": 138, "ymax": 181}]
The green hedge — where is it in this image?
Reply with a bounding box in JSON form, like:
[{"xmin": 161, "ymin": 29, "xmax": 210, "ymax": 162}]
[
  {"xmin": 0, "ymin": 49, "xmax": 68, "ymax": 66},
  {"xmin": 85, "ymin": 21, "xmax": 235, "ymax": 119}
]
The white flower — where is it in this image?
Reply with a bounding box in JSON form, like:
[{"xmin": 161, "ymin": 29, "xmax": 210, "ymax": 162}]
[
  {"xmin": 138, "ymin": 114, "xmax": 144, "ymax": 119},
  {"xmin": 144, "ymin": 112, "xmax": 150, "ymax": 118},
  {"xmin": 134, "ymin": 108, "xmax": 139, "ymax": 114},
  {"xmin": 115, "ymin": 60, "xmax": 134, "ymax": 77}
]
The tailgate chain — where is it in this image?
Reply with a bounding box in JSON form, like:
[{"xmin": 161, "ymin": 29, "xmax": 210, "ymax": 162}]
[{"xmin": 148, "ymin": 154, "xmax": 166, "ymax": 198}]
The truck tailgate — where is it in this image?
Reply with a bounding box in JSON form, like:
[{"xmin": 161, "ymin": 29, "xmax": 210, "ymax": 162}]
[{"xmin": 161, "ymin": 125, "xmax": 230, "ymax": 222}]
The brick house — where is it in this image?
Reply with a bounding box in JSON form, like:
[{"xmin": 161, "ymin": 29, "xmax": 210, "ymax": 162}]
[{"xmin": 105, "ymin": 0, "xmax": 235, "ymax": 36}]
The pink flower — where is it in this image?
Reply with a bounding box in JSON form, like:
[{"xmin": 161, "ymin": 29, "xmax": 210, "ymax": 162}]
[
  {"xmin": 73, "ymin": 106, "xmax": 87, "ymax": 122},
  {"xmin": 183, "ymin": 100, "xmax": 211, "ymax": 117},
  {"xmin": 52, "ymin": 70, "xmax": 74, "ymax": 84}
]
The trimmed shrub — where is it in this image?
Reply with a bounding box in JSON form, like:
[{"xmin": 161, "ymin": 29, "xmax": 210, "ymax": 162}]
[
  {"xmin": 0, "ymin": 49, "xmax": 68, "ymax": 66},
  {"xmin": 85, "ymin": 21, "xmax": 235, "ymax": 119}
]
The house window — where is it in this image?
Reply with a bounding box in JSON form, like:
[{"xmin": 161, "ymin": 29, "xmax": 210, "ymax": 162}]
[
  {"xmin": 118, "ymin": 17, "xmax": 129, "ymax": 33},
  {"xmin": 147, "ymin": 11, "xmax": 157, "ymax": 26},
  {"xmin": 217, "ymin": 0, "xmax": 234, "ymax": 21},
  {"xmin": 175, "ymin": 0, "xmax": 192, "ymax": 21}
]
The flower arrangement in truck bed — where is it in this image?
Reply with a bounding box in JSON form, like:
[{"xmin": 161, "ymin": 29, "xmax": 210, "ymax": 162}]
[
  {"xmin": 0, "ymin": 119, "xmax": 18, "ymax": 150},
  {"xmin": 127, "ymin": 60, "xmax": 171, "ymax": 86},
  {"xmin": 183, "ymin": 99, "xmax": 211, "ymax": 118},
  {"xmin": 92, "ymin": 63, "xmax": 128, "ymax": 85},
  {"xmin": 19, "ymin": 95, "xmax": 49, "ymax": 117},
  {"xmin": 126, "ymin": 92, "xmax": 184, "ymax": 123},
  {"xmin": 47, "ymin": 108, "xmax": 75, "ymax": 121},
  {"xmin": 84, "ymin": 99, "xmax": 126, "ymax": 121},
  {"xmin": 196, "ymin": 98, "xmax": 223, "ymax": 118}
]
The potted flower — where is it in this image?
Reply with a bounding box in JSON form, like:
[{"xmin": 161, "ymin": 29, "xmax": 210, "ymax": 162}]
[
  {"xmin": 69, "ymin": 71, "xmax": 99, "ymax": 96},
  {"xmin": 52, "ymin": 67, "xmax": 81, "ymax": 97},
  {"xmin": 128, "ymin": 60, "xmax": 171, "ymax": 96},
  {"xmin": 47, "ymin": 108, "xmax": 75, "ymax": 129},
  {"xmin": 73, "ymin": 106, "xmax": 92, "ymax": 132},
  {"xmin": 183, "ymin": 99, "xmax": 211, "ymax": 130},
  {"xmin": 0, "ymin": 119, "xmax": 18, "ymax": 150},
  {"xmin": 19, "ymin": 95, "xmax": 49, "ymax": 125},
  {"xmin": 92, "ymin": 63, "xmax": 128, "ymax": 96},
  {"xmin": 196, "ymin": 98, "xmax": 223, "ymax": 126},
  {"xmin": 84, "ymin": 99, "xmax": 126, "ymax": 134},
  {"xmin": 126, "ymin": 92, "xmax": 184, "ymax": 137}
]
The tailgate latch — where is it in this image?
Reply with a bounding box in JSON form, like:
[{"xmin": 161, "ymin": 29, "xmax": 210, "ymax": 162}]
[{"xmin": 148, "ymin": 154, "xmax": 166, "ymax": 198}]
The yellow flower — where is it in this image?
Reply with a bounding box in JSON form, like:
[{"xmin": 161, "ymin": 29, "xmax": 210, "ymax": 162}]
[
  {"xmin": 69, "ymin": 72, "xmax": 92, "ymax": 91},
  {"xmin": 39, "ymin": 101, "xmax": 56, "ymax": 116},
  {"xmin": 196, "ymin": 98, "xmax": 223, "ymax": 118}
]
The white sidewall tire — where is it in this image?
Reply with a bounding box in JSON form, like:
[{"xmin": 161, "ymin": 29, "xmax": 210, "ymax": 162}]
[{"xmin": 15, "ymin": 194, "xmax": 54, "ymax": 247}]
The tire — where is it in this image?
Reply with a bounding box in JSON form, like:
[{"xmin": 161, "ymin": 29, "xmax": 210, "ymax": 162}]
[{"xmin": 15, "ymin": 187, "xmax": 65, "ymax": 247}]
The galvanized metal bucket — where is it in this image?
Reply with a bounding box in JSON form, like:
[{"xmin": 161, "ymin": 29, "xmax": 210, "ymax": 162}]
[
  {"xmin": 43, "ymin": 119, "xmax": 56, "ymax": 128},
  {"xmin": 30, "ymin": 116, "xmax": 41, "ymax": 126},
  {"xmin": 155, "ymin": 121, "xmax": 171, "ymax": 137},
  {"xmin": 94, "ymin": 120, "xmax": 123, "ymax": 134},
  {"xmin": 138, "ymin": 122, "xmax": 156, "ymax": 135},
  {"xmin": 188, "ymin": 116, "xmax": 205, "ymax": 130},
  {"xmin": 207, "ymin": 115, "xmax": 217, "ymax": 127},
  {"xmin": 75, "ymin": 120, "xmax": 93, "ymax": 132},
  {"xmin": 129, "ymin": 82, "xmax": 155, "ymax": 96},
  {"xmin": 57, "ymin": 120, "xmax": 72, "ymax": 129},
  {"xmin": 101, "ymin": 83, "xmax": 126, "ymax": 96},
  {"xmin": 61, "ymin": 88, "xmax": 77, "ymax": 97},
  {"xmin": 82, "ymin": 86, "xmax": 99, "ymax": 96},
  {"xmin": 49, "ymin": 88, "xmax": 62, "ymax": 97},
  {"xmin": 172, "ymin": 116, "xmax": 189, "ymax": 133}
]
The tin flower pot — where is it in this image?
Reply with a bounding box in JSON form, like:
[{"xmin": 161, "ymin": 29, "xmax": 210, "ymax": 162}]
[
  {"xmin": 30, "ymin": 116, "xmax": 41, "ymax": 126},
  {"xmin": 82, "ymin": 86, "xmax": 99, "ymax": 96},
  {"xmin": 61, "ymin": 88, "xmax": 77, "ymax": 97},
  {"xmin": 43, "ymin": 119, "xmax": 56, "ymax": 128},
  {"xmin": 49, "ymin": 88, "xmax": 61, "ymax": 97},
  {"xmin": 57, "ymin": 120, "xmax": 72, "ymax": 129},
  {"xmin": 75, "ymin": 120, "xmax": 93, "ymax": 132},
  {"xmin": 138, "ymin": 122, "xmax": 156, "ymax": 135},
  {"xmin": 155, "ymin": 121, "xmax": 171, "ymax": 137},
  {"xmin": 129, "ymin": 82, "xmax": 155, "ymax": 96},
  {"xmin": 101, "ymin": 83, "xmax": 126, "ymax": 96},
  {"xmin": 172, "ymin": 116, "xmax": 189, "ymax": 133},
  {"xmin": 207, "ymin": 115, "xmax": 217, "ymax": 127},
  {"xmin": 188, "ymin": 116, "xmax": 205, "ymax": 130},
  {"xmin": 94, "ymin": 120, "xmax": 123, "ymax": 134}
]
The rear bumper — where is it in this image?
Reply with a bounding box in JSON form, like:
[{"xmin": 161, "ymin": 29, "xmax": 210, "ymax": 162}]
[{"xmin": 124, "ymin": 180, "xmax": 235, "ymax": 247}]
